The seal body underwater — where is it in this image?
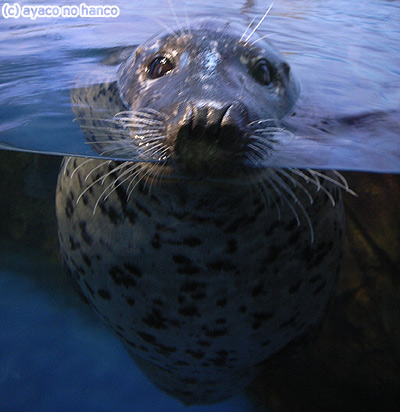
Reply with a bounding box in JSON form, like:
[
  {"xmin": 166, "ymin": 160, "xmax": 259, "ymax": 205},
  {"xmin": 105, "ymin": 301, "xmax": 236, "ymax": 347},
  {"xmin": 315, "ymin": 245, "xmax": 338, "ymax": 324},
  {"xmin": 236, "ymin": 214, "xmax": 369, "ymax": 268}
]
[{"xmin": 56, "ymin": 19, "xmax": 345, "ymax": 404}]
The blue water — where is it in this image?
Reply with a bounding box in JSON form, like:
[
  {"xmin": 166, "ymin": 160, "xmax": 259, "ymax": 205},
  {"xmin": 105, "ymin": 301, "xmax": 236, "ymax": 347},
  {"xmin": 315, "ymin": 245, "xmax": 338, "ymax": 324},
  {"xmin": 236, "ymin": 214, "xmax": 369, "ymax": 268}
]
[
  {"xmin": 0, "ymin": 263, "xmax": 250, "ymax": 412},
  {"xmin": 0, "ymin": 0, "xmax": 400, "ymax": 410},
  {"xmin": 0, "ymin": 0, "xmax": 399, "ymax": 171}
]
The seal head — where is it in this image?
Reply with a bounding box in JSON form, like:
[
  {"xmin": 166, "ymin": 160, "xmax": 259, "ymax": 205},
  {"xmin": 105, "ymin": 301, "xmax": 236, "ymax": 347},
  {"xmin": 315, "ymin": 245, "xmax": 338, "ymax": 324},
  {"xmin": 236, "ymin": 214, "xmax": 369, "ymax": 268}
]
[{"xmin": 117, "ymin": 19, "xmax": 299, "ymax": 177}]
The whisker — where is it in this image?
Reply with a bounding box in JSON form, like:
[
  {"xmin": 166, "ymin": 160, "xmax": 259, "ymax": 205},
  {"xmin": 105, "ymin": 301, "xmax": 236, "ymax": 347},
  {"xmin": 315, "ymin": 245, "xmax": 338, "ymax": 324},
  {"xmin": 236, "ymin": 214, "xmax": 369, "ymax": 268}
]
[
  {"xmin": 132, "ymin": 131, "xmax": 164, "ymax": 138},
  {"xmin": 276, "ymin": 169, "xmax": 314, "ymax": 205},
  {"xmin": 249, "ymin": 169, "xmax": 272, "ymax": 209},
  {"xmin": 77, "ymin": 161, "xmax": 126, "ymax": 205},
  {"xmin": 84, "ymin": 160, "xmax": 112, "ymax": 182},
  {"xmin": 122, "ymin": 118, "xmax": 164, "ymax": 127},
  {"xmin": 138, "ymin": 142, "xmax": 165, "ymax": 158},
  {"xmin": 97, "ymin": 146, "xmax": 134, "ymax": 157},
  {"xmin": 249, "ymin": 33, "xmax": 275, "ymax": 47},
  {"xmin": 167, "ymin": 0, "xmax": 185, "ymax": 36},
  {"xmin": 269, "ymin": 171, "xmax": 314, "ymax": 243},
  {"xmin": 79, "ymin": 125, "xmax": 129, "ymax": 134},
  {"xmin": 332, "ymin": 170, "xmax": 351, "ymax": 192},
  {"xmin": 239, "ymin": 16, "xmax": 256, "ymax": 43},
  {"xmin": 98, "ymin": 163, "xmax": 141, "ymax": 207},
  {"xmin": 150, "ymin": 18, "xmax": 178, "ymax": 40},
  {"xmin": 257, "ymin": 173, "xmax": 282, "ymax": 220},
  {"xmin": 63, "ymin": 157, "xmax": 73, "ymax": 176},
  {"xmin": 184, "ymin": 9, "xmax": 192, "ymax": 37},
  {"xmin": 135, "ymin": 107, "xmax": 168, "ymax": 118},
  {"xmin": 116, "ymin": 109, "xmax": 166, "ymax": 120},
  {"xmin": 248, "ymin": 140, "xmax": 274, "ymax": 155},
  {"xmin": 70, "ymin": 158, "xmax": 95, "ymax": 179},
  {"xmin": 306, "ymin": 169, "xmax": 357, "ymax": 196},
  {"xmin": 84, "ymin": 139, "xmax": 130, "ymax": 146},
  {"xmin": 244, "ymin": 3, "xmax": 274, "ymax": 45},
  {"xmin": 126, "ymin": 165, "xmax": 155, "ymax": 200},
  {"xmin": 253, "ymin": 127, "xmax": 295, "ymax": 140},
  {"xmin": 291, "ymin": 169, "xmax": 335, "ymax": 206},
  {"xmin": 248, "ymin": 118, "xmax": 278, "ymax": 126}
]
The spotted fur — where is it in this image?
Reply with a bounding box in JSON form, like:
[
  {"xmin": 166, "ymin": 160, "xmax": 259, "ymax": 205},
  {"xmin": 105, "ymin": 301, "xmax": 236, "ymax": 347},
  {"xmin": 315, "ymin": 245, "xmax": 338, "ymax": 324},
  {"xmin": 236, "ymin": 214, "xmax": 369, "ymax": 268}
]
[
  {"xmin": 57, "ymin": 18, "xmax": 346, "ymax": 405},
  {"xmin": 56, "ymin": 158, "xmax": 344, "ymax": 404}
]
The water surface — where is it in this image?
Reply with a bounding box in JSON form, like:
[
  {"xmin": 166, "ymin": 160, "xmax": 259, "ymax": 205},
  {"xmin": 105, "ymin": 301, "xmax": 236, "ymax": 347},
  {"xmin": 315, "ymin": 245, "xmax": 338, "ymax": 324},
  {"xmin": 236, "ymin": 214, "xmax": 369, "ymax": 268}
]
[{"xmin": 0, "ymin": 0, "xmax": 399, "ymax": 171}]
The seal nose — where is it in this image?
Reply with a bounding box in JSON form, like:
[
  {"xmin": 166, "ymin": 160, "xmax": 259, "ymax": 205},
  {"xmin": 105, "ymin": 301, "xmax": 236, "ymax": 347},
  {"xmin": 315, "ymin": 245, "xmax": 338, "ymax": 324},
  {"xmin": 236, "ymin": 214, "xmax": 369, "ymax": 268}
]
[
  {"xmin": 170, "ymin": 101, "xmax": 250, "ymax": 176},
  {"xmin": 177, "ymin": 101, "xmax": 249, "ymax": 149}
]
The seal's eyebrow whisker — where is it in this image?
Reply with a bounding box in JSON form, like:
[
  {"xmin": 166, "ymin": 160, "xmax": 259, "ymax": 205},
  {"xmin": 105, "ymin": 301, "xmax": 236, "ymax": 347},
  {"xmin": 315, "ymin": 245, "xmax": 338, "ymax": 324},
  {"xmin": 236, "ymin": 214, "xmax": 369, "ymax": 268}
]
[
  {"xmin": 153, "ymin": 18, "xmax": 180, "ymax": 40},
  {"xmin": 243, "ymin": 3, "xmax": 274, "ymax": 46},
  {"xmin": 239, "ymin": 16, "xmax": 256, "ymax": 43},
  {"xmin": 167, "ymin": 0, "xmax": 185, "ymax": 37},
  {"xmin": 184, "ymin": 10, "xmax": 192, "ymax": 37},
  {"xmin": 249, "ymin": 33, "xmax": 275, "ymax": 47}
]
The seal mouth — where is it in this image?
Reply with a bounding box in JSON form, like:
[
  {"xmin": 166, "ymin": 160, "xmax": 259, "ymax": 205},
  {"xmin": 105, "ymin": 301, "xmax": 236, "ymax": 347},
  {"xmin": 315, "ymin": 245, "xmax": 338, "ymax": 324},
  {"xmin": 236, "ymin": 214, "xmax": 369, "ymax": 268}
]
[
  {"xmin": 102, "ymin": 103, "xmax": 291, "ymax": 184},
  {"xmin": 167, "ymin": 100, "xmax": 250, "ymax": 176}
]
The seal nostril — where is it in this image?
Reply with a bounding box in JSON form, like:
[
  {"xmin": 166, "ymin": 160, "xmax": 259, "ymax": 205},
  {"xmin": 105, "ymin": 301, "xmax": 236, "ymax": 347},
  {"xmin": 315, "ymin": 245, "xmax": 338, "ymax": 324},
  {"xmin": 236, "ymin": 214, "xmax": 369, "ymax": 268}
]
[
  {"xmin": 173, "ymin": 100, "xmax": 249, "ymax": 171},
  {"xmin": 219, "ymin": 102, "xmax": 249, "ymax": 148}
]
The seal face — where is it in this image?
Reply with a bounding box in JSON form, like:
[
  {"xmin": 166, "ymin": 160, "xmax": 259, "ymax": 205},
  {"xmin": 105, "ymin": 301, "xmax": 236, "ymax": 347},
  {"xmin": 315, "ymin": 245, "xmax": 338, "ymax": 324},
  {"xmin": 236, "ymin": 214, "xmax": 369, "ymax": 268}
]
[
  {"xmin": 57, "ymin": 19, "xmax": 344, "ymax": 405},
  {"xmin": 117, "ymin": 18, "xmax": 299, "ymax": 177}
]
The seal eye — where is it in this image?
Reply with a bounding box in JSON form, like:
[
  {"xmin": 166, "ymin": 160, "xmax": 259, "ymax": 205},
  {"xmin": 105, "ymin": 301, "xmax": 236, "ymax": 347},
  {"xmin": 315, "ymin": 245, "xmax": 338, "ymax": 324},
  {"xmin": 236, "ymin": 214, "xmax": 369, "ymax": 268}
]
[
  {"xmin": 251, "ymin": 59, "xmax": 273, "ymax": 86},
  {"xmin": 147, "ymin": 56, "xmax": 174, "ymax": 79}
]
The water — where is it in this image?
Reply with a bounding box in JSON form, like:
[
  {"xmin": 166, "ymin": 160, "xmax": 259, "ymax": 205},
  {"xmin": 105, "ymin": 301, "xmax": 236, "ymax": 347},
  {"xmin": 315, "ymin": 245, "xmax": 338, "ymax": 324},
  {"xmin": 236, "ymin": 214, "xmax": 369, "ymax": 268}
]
[
  {"xmin": 1, "ymin": 1, "xmax": 400, "ymax": 411},
  {"xmin": 0, "ymin": 254, "xmax": 250, "ymax": 412},
  {"xmin": 0, "ymin": 0, "xmax": 399, "ymax": 171}
]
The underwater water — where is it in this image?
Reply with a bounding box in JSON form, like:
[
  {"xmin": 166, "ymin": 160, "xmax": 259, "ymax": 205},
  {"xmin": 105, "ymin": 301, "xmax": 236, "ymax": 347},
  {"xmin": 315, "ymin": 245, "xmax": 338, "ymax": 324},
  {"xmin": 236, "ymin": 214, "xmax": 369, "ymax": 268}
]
[
  {"xmin": 1, "ymin": 0, "xmax": 400, "ymax": 411},
  {"xmin": 0, "ymin": 258, "xmax": 250, "ymax": 412}
]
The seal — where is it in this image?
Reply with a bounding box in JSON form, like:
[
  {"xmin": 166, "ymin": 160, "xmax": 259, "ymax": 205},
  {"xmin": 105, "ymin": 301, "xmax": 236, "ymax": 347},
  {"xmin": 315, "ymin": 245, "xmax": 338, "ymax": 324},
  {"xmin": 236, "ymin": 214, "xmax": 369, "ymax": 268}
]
[{"xmin": 56, "ymin": 19, "xmax": 346, "ymax": 405}]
